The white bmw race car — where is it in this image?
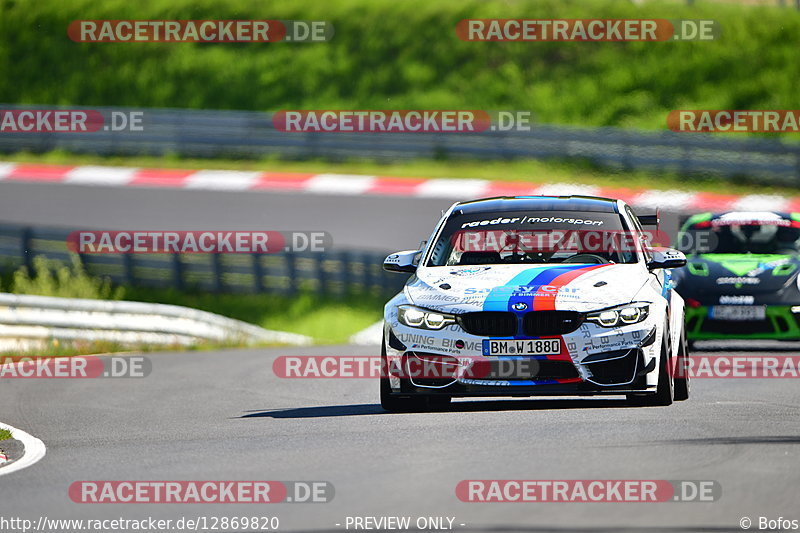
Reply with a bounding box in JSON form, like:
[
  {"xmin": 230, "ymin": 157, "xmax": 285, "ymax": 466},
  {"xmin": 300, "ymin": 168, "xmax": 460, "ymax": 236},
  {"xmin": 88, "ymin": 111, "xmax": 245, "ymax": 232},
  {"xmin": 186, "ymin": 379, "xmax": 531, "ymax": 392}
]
[{"xmin": 380, "ymin": 195, "xmax": 690, "ymax": 411}]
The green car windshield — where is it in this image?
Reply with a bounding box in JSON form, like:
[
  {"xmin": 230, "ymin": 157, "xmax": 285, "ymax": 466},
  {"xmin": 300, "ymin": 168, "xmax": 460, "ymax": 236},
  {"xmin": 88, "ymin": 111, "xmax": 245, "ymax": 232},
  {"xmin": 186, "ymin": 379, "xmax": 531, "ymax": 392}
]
[{"xmin": 680, "ymin": 216, "xmax": 800, "ymax": 255}]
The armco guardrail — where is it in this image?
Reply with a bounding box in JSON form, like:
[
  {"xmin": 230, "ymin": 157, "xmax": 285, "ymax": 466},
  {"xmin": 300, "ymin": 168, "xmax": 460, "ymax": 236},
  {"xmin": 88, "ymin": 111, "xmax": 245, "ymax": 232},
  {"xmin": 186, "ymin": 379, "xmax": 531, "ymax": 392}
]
[
  {"xmin": 0, "ymin": 292, "xmax": 312, "ymax": 348},
  {"xmin": 0, "ymin": 104, "xmax": 799, "ymax": 186},
  {"xmin": 0, "ymin": 224, "xmax": 407, "ymax": 298}
]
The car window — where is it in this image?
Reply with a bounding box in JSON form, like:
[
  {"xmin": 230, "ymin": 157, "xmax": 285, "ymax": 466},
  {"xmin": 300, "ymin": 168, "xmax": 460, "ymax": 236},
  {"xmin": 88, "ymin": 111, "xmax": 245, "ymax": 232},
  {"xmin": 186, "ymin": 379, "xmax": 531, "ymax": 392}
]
[
  {"xmin": 427, "ymin": 210, "xmax": 640, "ymax": 266},
  {"xmin": 680, "ymin": 218, "xmax": 800, "ymax": 255},
  {"xmin": 625, "ymin": 205, "xmax": 651, "ymax": 262}
]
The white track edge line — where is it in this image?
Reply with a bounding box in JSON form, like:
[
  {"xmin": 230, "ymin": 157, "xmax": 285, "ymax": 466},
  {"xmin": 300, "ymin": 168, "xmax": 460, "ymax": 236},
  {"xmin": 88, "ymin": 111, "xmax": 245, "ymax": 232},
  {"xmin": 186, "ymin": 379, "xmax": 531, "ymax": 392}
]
[{"xmin": 0, "ymin": 421, "xmax": 46, "ymax": 477}]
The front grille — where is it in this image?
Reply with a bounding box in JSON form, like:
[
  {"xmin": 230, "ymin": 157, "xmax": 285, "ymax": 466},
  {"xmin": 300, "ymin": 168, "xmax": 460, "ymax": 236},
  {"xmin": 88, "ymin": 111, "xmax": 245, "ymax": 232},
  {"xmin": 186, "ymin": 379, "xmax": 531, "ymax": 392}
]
[
  {"xmin": 523, "ymin": 311, "xmax": 584, "ymax": 336},
  {"xmin": 458, "ymin": 310, "xmax": 585, "ymax": 337},
  {"xmin": 458, "ymin": 312, "xmax": 517, "ymax": 336},
  {"xmin": 703, "ymin": 319, "xmax": 773, "ymax": 335}
]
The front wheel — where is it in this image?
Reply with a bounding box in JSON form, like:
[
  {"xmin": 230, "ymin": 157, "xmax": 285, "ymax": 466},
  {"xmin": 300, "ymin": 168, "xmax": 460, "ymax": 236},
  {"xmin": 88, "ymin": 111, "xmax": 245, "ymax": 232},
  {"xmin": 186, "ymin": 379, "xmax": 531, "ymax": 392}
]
[
  {"xmin": 673, "ymin": 327, "xmax": 691, "ymax": 401},
  {"xmin": 628, "ymin": 326, "xmax": 674, "ymax": 407},
  {"xmin": 380, "ymin": 378, "xmax": 451, "ymax": 412},
  {"xmin": 379, "ymin": 339, "xmax": 451, "ymax": 412},
  {"xmin": 380, "ymin": 375, "xmax": 427, "ymax": 412}
]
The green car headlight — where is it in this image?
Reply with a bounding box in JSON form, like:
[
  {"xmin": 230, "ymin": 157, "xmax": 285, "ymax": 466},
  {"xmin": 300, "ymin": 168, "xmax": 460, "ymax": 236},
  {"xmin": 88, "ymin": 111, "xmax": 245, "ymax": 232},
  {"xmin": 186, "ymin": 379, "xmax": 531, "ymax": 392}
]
[
  {"xmin": 586, "ymin": 303, "xmax": 650, "ymax": 328},
  {"xmin": 398, "ymin": 305, "xmax": 456, "ymax": 330}
]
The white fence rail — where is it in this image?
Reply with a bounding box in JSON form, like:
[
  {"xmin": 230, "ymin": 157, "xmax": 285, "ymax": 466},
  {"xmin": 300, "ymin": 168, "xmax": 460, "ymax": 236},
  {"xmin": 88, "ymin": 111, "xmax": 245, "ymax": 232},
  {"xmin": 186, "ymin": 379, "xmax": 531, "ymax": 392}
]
[{"xmin": 0, "ymin": 293, "xmax": 312, "ymax": 349}]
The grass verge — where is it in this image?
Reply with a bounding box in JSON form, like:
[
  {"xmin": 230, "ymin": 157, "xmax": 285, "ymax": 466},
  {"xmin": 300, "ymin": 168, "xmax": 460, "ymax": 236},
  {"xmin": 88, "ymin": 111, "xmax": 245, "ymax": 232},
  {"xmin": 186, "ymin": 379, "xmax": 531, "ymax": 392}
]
[{"xmin": 3, "ymin": 0, "xmax": 800, "ymax": 133}]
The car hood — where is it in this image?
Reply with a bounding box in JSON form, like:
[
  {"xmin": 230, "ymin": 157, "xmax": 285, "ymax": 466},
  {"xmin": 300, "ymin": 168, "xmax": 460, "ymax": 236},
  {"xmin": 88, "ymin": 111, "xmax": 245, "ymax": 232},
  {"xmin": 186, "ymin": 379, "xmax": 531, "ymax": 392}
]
[
  {"xmin": 407, "ymin": 263, "xmax": 650, "ymax": 313},
  {"xmin": 674, "ymin": 254, "xmax": 800, "ymax": 296}
]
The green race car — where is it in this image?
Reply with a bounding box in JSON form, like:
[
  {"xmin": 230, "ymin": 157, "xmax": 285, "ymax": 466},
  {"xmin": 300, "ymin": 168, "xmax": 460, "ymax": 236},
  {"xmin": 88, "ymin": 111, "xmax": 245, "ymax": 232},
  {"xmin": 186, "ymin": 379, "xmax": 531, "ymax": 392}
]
[{"xmin": 673, "ymin": 211, "xmax": 800, "ymax": 341}]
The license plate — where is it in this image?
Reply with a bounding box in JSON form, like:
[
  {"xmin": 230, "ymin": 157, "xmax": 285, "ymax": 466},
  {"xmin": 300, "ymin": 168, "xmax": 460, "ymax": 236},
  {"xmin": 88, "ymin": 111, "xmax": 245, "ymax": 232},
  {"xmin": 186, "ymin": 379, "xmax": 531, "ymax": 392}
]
[
  {"xmin": 710, "ymin": 305, "xmax": 766, "ymax": 321},
  {"xmin": 482, "ymin": 339, "xmax": 561, "ymax": 356}
]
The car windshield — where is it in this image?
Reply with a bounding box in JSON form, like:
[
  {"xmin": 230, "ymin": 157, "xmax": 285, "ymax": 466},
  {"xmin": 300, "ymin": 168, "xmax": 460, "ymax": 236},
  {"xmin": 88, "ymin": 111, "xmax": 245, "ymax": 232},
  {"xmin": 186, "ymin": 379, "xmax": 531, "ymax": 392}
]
[
  {"xmin": 426, "ymin": 210, "xmax": 641, "ymax": 266},
  {"xmin": 679, "ymin": 216, "xmax": 800, "ymax": 255}
]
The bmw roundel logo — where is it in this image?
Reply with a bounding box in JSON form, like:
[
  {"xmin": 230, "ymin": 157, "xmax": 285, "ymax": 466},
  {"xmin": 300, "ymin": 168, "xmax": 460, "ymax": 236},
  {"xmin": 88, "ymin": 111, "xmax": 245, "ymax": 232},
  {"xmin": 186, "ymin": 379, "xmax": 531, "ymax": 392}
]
[{"xmin": 512, "ymin": 302, "xmax": 528, "ymax": 311}]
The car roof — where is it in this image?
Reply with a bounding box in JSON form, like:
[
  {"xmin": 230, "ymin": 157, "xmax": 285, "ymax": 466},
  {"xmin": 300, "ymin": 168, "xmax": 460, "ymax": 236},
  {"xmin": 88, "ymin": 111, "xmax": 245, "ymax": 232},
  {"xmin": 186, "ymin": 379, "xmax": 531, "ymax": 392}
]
[{"xmin": 452, "ymin": 195, "xmax": 620, "ymax": 215}]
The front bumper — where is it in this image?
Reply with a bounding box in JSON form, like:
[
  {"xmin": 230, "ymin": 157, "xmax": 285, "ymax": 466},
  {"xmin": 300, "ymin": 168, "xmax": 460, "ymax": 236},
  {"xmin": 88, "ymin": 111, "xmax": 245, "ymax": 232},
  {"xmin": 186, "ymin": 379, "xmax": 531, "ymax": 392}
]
[
  {"xmin": 685, "ymin": 305, "xmax": 800, "ymax": 340},
  {"xmin": 384, "ymin": 319, "xmax": 661, "ymax": 397},
  {"xmin": 392, "ymin": 349, "xmax": 655, "ymax": 397}
]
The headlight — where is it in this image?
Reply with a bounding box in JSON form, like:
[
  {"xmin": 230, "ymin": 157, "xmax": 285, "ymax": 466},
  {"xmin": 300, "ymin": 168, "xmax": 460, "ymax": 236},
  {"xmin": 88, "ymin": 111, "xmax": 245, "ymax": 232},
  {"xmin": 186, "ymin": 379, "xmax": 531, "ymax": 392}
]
[
  {"xmin": 398, "ymin": 305, "xmax": 456, "ymax": 330},
  {"xmin": 586, "ymin": 303, "xmax": 649, "ymax": 328}
]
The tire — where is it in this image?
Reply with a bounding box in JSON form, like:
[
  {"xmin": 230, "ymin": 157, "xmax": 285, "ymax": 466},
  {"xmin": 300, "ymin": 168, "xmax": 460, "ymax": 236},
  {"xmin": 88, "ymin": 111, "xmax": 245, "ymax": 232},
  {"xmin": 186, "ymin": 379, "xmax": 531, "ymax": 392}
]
[
  {"xmin": 673, "ymin": 327, "xmax": 691, "ymax": 402},
  {"xmin": 380, "ymin": 372, "xmax": 427, "ymax": 412},
  {"xmin": 628, "ymin": 325, "xmax": 674, "ymax": 407},
  {"xmin": 427, "ymin": 395, "xmax": 452, "ymax": 409},
  {"xmin": 379, "ymin": 338, "xmax": 450, "ymax": 412}
]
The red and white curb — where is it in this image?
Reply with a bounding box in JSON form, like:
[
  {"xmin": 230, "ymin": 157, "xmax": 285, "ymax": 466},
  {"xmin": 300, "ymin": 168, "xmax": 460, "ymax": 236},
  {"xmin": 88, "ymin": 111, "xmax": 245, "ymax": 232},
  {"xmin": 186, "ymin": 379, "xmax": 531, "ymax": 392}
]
[
  {"xmin": 0, "ymin": 421, "xmax": 46, "ymax": 476},
  {"xmin": 0, "ymin": 161, "xmax": 796, "ymax": 212}
]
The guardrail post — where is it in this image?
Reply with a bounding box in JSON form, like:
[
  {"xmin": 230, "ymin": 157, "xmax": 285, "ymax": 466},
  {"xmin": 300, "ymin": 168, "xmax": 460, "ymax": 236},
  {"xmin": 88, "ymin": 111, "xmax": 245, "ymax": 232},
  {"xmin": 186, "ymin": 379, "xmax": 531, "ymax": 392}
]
[
  {"xmin": 77, "ymin": 252, "xmax": 89, "ymax": 276},
  {"xmin": 285, "ymin": 252, "xmax": 297, "ymax": 294},
  {"xmin": 211, "ymin": 253, "xmax": 223, "ymax": 292},
  {"xmin": 20, "ymin": 227, "xmax": 33, "ymax": 272},
  {"xmin": 363, "ymin": 252, "xmax": 374, "ymax": 295},
  {"xmin": 622, "ymin": 133, "xmax": 632, "ymax": 171},
  {"xmin": 252, "ymin": 253, "xmax": 265, "ymax": 292},
  {"xmin": 795, "ymin": 150, "xmax": 800, "ymax": 184},
  {"xmin": 172, "ymin": 253, "xmax": 184, "ymax": 291},
  {"xmin": 122, "ymin": 253, "xmax": 135, "ymax": 285},
  {"xmin": 339, "ymin": 250, "xmax": 351, "ymax": 296},
  {"xmin": 680, "ymin": 138, "xmax": 692, "ymax": 177},
  {"xmin": 316, "ymin": 252, "xmax": 328, "ymax": 294}
]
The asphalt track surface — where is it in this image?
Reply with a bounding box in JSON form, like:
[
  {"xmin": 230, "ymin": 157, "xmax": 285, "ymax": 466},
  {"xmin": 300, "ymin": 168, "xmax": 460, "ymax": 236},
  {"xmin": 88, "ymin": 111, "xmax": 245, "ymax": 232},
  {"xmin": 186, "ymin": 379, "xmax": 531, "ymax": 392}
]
[
  {"xmin": 0, "ymin": 343, "xmax": 799, "ymax": 532},
  {"xmin": 0, "ymin": 180, "xmax": 797, "ymax": 532},
  {"xmin": 0, "ymin": 181, "xmax": 683, "ymax": 252}
]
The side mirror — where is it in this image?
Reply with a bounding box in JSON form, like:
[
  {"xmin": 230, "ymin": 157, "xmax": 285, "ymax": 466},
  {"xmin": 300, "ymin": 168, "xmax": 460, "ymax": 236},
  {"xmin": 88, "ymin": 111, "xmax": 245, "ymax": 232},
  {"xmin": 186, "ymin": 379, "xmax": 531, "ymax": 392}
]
[
  {"xmin": 647, "ymin": 247, "xmax": 687, "ymax": 270},
  {"xmin": 383, "ymin": 250, "xmax": 420, "ymax": 273}
]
